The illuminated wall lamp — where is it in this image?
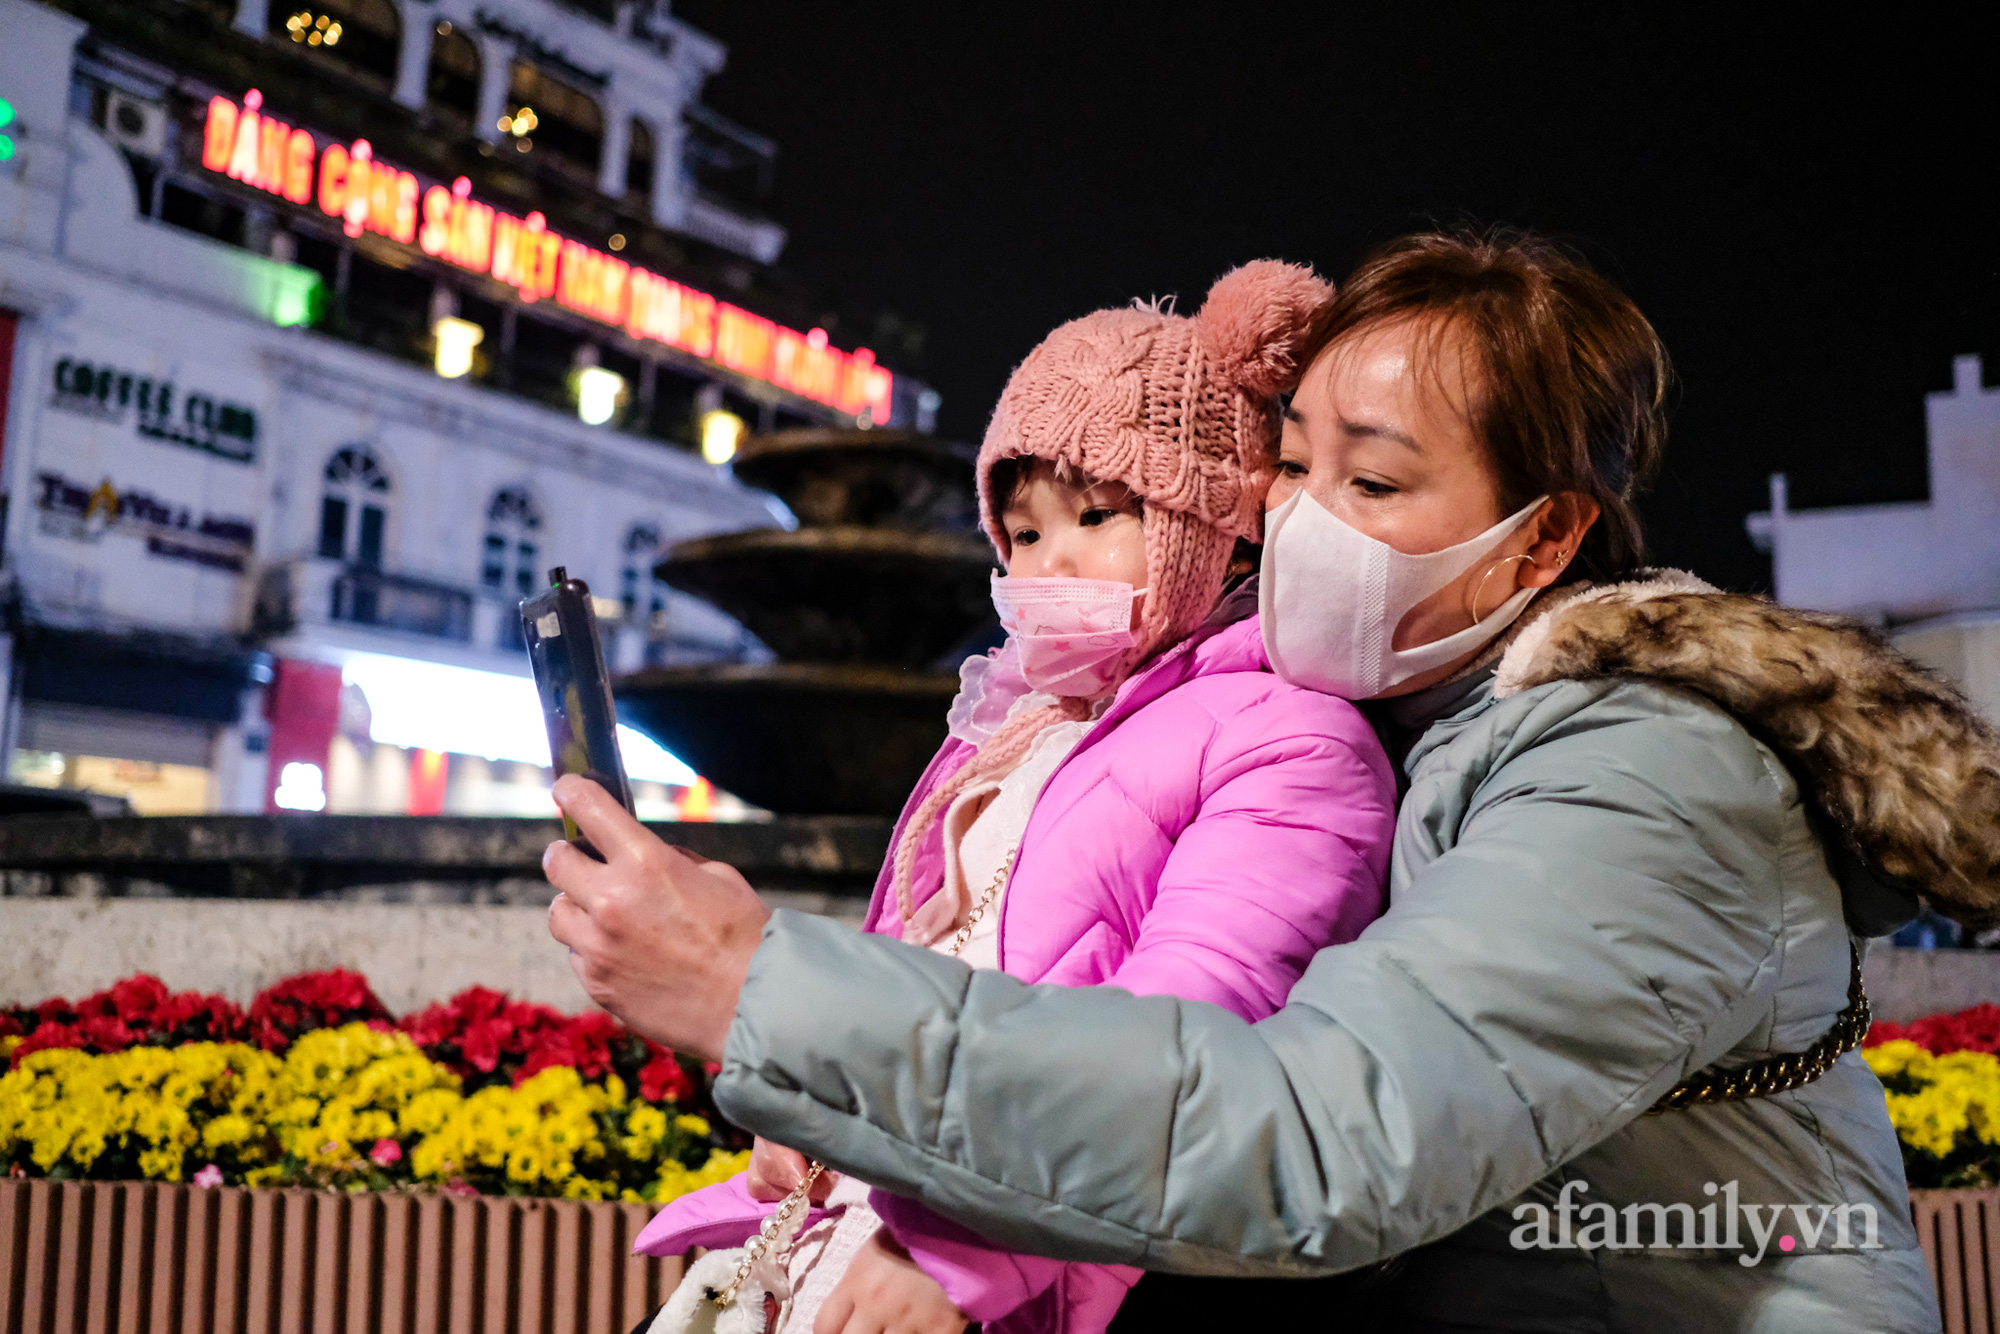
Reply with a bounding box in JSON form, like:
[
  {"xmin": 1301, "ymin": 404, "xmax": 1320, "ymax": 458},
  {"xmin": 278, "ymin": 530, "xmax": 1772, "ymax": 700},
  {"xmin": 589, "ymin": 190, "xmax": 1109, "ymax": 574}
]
[
  {"xmin": 432, "ymin": 316, "xmax": 484, "ymax": 379},
  {"xmin": 577, "ymin": 367, "xmax": 626, "ymax": 426},
  {"xmin": 700, "ymin": 408, "xmax": 747, "ymax": 465}
]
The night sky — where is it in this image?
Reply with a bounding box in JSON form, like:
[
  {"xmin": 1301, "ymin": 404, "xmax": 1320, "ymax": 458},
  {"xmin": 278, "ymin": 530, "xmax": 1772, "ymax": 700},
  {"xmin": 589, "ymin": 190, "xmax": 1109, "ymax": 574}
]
[{"xmin": 674, "ymin": 3, "xmax": 1995, "ymax": 593}]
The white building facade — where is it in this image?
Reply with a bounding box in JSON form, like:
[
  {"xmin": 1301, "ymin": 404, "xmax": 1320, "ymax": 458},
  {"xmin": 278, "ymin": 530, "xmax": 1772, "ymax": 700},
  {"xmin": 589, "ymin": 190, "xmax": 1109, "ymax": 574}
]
[
  {"xmin": 1748, "ymin": 354, "xmax": 2000, "ymax": 719},
  {"xmin": 0, "ymin": 0, "xmax": 928, "ymax": 817}
]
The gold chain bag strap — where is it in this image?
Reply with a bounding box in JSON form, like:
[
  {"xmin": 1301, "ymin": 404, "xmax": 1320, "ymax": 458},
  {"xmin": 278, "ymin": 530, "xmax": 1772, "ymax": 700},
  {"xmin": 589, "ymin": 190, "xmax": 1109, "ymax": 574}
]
[
  {"xmin": 1647, "ymin": 943, "xmax": 1871, "ymax": 1115},
  {"xmin": 710, "ymin": 849, "xmax": 1019, "ymax": 1310}
]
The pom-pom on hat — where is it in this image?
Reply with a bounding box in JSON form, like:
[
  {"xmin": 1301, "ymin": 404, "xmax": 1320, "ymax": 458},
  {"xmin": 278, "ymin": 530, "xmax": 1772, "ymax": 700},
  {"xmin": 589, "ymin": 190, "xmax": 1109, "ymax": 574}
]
[{"xmin": 979, "ymin": 260, "xmax": 1333, "ymax": 653}]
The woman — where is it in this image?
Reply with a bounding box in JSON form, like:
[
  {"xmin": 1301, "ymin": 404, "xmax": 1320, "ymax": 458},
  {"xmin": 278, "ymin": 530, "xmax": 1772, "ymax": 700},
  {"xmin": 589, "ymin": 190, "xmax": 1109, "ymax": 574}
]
[{"xmin": 549, "ymin": 232, "xmax": 1991, "ymax": 1332}]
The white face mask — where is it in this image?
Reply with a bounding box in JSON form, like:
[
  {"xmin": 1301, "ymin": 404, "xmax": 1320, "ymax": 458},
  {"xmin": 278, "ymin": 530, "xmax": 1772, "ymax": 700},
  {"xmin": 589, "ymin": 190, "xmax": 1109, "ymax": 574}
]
[
  {"xmin": 989, "ymin": 573, "xmax": 1144, "ymax": 697},
  {"xmin": 1259, "ymin": 490, "xmax": 1549, "ymax": 699}
]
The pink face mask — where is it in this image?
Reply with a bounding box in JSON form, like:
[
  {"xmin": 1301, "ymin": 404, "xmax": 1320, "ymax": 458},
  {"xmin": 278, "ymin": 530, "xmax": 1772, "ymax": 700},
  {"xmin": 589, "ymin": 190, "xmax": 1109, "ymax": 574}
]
[{"xmin": 988, "ymin": 573, "xmax": 1145, "ymax": 697}]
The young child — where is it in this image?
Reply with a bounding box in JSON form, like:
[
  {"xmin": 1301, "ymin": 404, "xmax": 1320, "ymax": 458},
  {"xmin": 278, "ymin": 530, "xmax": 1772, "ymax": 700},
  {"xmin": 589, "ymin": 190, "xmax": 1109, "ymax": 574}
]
[{"xmin": 634, "ymin": 262, "xmax": 1397, "ymax": 1334}]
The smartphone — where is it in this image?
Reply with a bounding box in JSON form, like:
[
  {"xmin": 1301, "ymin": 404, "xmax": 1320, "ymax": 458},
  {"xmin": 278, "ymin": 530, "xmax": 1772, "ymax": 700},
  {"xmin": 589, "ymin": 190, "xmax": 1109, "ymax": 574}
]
[{"xmin": 521, "ymin": 566, "xmax": 634, "ymax": 859}]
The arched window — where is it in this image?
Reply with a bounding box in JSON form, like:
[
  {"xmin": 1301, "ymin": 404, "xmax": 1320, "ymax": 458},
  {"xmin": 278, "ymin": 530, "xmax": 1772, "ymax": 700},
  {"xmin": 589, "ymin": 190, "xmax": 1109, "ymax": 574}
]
[
  {"xmin": 619, "ymin": 524, "xmax": 659, "ymax": 617},
  {"xmin": 625, "ymin": 118, "xmax": 655, "ymax": 199},
  {"xmin": 319, "ymin": 446, "xmax": 391, "ymax": 567},
  {"xmin": 482, "ymin": 487, "xmax": 543, "ymax": 597},
  {"xmin": 504, "ymin": 61, "xmax": 603, "ymax": 181},
  {"xmin": 621, "ymin": 523, "xmax": 673, "ymax": 664},
  {"xmin": 426, "ymin": 21, "xmax": 481, "ymax": 119},
  {"xmin": 273, "ymin": 0, "xmax": 401, "ymax": 85}
]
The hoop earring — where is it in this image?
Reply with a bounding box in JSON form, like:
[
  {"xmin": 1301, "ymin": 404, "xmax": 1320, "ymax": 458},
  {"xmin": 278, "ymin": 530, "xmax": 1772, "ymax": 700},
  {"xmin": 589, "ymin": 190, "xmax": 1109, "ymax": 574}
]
[{"xmin": 1467, "ymin": 554, "xmax": 1536, "ymax": 624}]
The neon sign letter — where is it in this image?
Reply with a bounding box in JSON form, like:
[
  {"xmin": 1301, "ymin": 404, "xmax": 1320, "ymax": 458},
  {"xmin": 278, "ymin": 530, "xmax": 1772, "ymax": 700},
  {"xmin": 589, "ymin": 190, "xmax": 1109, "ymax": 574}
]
[{"xmin": 200, "ymin": 89, "xmax": 897, "ymax": 422}]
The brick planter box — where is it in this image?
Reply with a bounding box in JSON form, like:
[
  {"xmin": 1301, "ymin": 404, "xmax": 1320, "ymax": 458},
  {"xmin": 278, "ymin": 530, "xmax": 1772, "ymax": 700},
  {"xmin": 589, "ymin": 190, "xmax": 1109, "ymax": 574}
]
[
  {"xmin": 11, "ymin": 1179, "xmax": 1989, "ymax": 1331},
  {"xmin": 1915, "ymin": 1188, "xmax": 2000, "ymax": 1334},
  {"xmin": 0, "ymin": 1178, "xmax": 681, "ymax": 1333}
]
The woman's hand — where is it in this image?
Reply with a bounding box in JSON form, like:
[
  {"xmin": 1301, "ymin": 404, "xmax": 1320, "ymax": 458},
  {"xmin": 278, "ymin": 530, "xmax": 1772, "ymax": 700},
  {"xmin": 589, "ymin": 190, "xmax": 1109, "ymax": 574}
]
[
  {"xmin": 746, "ymin": 1136, "xmax": 835, "ymax": 1203},
  {"xmin": 814, "ymin": 1231, "xmax": 968, "ymax": 1334},
  {"xmin": 544, "ymin": 774, "xmax": 771, "ymax": 1060}
]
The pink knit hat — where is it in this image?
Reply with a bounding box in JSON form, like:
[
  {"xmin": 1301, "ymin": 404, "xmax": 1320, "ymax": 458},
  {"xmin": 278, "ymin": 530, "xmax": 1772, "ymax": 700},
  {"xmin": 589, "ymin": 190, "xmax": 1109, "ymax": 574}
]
[
  {"xmin": 884, "ymin": 261, "xmax": 1334, "ymax": 930},
  {"xmin": 979, "ymin": 259, "xmax": 1334, "ymax": 656}
]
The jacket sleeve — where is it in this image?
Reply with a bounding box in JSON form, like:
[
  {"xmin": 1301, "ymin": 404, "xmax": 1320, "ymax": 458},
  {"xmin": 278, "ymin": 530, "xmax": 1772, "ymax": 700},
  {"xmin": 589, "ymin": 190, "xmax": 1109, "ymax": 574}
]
[
  {"xmin": 715, "ymin": 681, "xmax": 1791, "ymax": 1275},
  {"xmin": 873, "ymin": 693, "xmax": 1395, "ymax": 1310}
]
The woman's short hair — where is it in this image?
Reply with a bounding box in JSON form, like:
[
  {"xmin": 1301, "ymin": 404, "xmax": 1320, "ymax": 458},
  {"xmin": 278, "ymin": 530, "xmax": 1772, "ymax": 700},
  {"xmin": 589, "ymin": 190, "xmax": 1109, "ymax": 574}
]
[{"xmin": 1305, "ymin": 228, "xmax": 1669, "ymax": 583}]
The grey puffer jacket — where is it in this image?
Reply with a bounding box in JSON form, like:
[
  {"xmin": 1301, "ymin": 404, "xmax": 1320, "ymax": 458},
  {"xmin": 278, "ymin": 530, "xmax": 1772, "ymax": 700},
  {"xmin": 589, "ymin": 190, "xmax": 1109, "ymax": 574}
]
[{"xmin": 717, "ymin": 572, "xmax": 2000, "ymax": 1333}]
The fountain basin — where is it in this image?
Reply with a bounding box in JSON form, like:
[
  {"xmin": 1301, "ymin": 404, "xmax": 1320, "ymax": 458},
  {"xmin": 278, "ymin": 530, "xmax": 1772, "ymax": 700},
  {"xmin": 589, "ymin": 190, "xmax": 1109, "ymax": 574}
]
[
  {"xmin": 656, "ymin": 527, "xmax": 996, "ymax": 667},
  {"xmin": 614, "ymin": 662, "xmax": 957, "ymax": 817},
  {"xmin": 731, "ymin": 430, "xmax": 978, "ymax": 531}
]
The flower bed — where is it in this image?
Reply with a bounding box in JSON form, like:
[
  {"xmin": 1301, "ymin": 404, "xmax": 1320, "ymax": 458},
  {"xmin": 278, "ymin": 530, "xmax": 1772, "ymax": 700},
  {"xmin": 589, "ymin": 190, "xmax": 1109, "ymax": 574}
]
[
  {"xmin": 1, "ymin": 970, "xmax": 746, "ymax": 1204},
  {"xmin": 1864, "ymin": 1002, "xmax": 2000, "ymax": 1189},
  {"xmin": 1866, "ymin": 1002, "xmax": 2000, "ymax": 1329}
]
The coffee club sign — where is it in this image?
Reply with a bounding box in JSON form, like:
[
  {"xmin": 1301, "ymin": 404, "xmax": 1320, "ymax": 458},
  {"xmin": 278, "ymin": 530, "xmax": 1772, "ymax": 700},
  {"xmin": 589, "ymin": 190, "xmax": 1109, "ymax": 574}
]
[
  {"xmin": 201, "ymin": 90, "xmax": 897, "ymax": 425},
  {"xmin": 49, "ymin": 355, "xmax": 259, "ymax": 464}
]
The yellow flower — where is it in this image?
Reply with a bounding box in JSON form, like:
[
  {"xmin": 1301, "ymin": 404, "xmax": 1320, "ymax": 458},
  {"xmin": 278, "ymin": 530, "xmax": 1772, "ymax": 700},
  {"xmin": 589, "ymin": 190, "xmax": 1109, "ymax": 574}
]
[
  {"xmin": 627, "ymin": 1105, "xmax": 668, "ymax": 1144},
  {"xmin": 400, "ymin": 1088, "xmax": 461, "ymax": 1137},
  {"xmin": 1865, "ymin": 1040, "xmax": 1935, "ymax": 1083},
  {"xmin": 1872, "ymin": 1043, "xmax": 2000, "ymax": 1161},
  {"xmin": 137, "ymin": 1145, "xmax": 184, "ymax": 1180},
  {"xmin": 203, "ymin": 1115, "xmax": 255, "ymax": 1149},
  {"xmin": 0, "ymin": 1018, "xmax": 708, "ymax": 1202},
  {"xmin": 649, "ymin": 1148, "xmax": 751, "ymax": 1204},
  {"xmin": 506, "ymin": 1144, "xmax": 545, "ymax": 1183}
]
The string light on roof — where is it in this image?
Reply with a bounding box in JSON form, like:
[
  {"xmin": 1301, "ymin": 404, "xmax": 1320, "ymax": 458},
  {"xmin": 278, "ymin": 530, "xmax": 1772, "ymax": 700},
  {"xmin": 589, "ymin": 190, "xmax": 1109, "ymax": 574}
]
[{"xmin": 285, "ymin": 10, "xmax": 343, "ymax": 45}]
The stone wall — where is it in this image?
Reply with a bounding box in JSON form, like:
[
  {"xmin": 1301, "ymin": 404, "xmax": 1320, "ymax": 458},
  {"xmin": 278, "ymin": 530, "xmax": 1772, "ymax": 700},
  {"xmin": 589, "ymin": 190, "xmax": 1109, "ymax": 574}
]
[
  {"xmin": 1864, "ymin": 944, "xmax": 2000, "ymax": 1024},
  {"xmin": 0, "ymin": 891, "xmax": 860, "ymax": 1015}
]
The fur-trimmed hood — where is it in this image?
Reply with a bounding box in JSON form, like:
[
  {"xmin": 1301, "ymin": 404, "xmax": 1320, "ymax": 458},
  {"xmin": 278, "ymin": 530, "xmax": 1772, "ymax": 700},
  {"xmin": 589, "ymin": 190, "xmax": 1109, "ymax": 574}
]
[{"xmin": 1489, "ymin": 570, "xmax": 2000, "ymax": 929}]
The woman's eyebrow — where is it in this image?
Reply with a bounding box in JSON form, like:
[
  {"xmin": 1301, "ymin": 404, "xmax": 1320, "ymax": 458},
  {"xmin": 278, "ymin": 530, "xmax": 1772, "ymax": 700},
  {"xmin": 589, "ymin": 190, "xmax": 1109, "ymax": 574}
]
[{"xmin": 1339, "ymin": 415, "xmax": 1424, "ymax": 455}]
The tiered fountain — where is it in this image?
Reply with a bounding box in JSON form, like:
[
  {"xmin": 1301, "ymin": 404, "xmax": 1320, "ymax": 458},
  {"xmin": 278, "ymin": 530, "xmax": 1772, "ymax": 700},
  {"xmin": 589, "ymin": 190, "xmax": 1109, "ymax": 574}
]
[{"xmin": 613, "ymin": 429, "xmax": 998, "ymax": 817}]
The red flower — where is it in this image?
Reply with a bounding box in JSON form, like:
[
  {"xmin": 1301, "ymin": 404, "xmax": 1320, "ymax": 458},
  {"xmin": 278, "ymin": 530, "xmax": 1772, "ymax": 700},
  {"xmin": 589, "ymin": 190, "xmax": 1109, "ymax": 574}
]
[
  {"xmin": 5, "ymin": 973, "xmax": 256, "ymax": 1065},
  {"xmin": 248, "ymin": 970, "xmax": 391, "ymax": 1050},
  {"xmin": 399, "ymin": 987, "xmax": 577, "ymax": 1084},
  {"xmin": 1866, "ymin": 1002, "xmax": 2000, "ymax": 1056},
  {"xmin": 639, "ymin": 1051, "xmax": 695, "ymax": 1105},
  {"xmin": 514, "ymin": 1045, "xmax": 571, "ymax": 1083},
  {"xmin": 35, "ymin": 997, "xmax": 75, "ymax": 1024},
  {"xmin": 460, "ymin": 1019, "xmax": 512, "ymax": 1074},
  {"xmin": 105, "ymin": 974, "xmax": 170, "ymax": 1021},
  {"xmin": 566, "ymin": 1013, "xmax": 620, "ymax": 1080},
  {"xmin": 12, "ymin": 1023, "xmax": 88, "ymax": 1063},
  {"xmin": 1864, "ymin": 1019, "xmax": 1910, "ymax": 1048},
  {"xmin": 77, "ymin": 1015, "xmax": 137, "ymax": 1051}
]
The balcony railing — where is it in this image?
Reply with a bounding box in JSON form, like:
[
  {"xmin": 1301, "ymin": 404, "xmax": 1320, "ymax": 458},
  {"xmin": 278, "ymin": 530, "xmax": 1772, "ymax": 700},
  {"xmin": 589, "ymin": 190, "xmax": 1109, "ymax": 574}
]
[
  {"xmin": 252, "ymin": 557, "xmax": 756, "ymax": 668},
  {"xmin": 330, "ymin": 567, "xmax": 474, "ymax": 641}
]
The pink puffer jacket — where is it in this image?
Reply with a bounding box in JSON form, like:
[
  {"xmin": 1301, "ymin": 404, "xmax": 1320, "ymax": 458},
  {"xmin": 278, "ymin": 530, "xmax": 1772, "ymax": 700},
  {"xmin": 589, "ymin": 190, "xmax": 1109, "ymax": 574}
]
[{"xmin": 635, "ymin": 607, "xmax": 1396, "ymax": 1333}]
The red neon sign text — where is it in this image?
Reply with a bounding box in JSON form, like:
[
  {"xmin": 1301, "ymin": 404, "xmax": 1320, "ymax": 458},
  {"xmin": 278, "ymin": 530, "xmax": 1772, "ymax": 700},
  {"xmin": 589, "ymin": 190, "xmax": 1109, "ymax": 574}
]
[
  {"xmin": 200, "ymin": 92, "xmax": 895, "ymax": 423},
  {"xmin": 202, "ymin": 91, "xmax": 313, "ymax": 206}
]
